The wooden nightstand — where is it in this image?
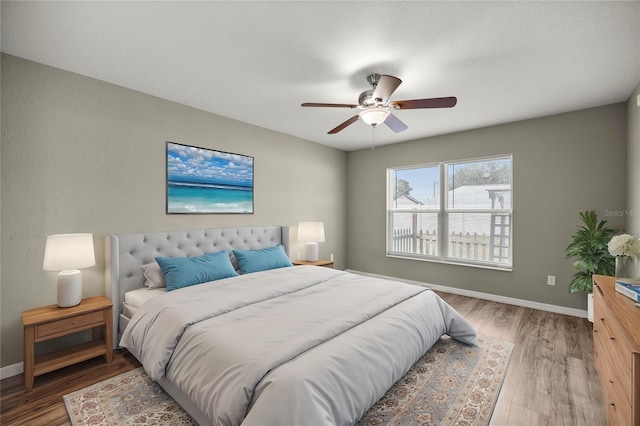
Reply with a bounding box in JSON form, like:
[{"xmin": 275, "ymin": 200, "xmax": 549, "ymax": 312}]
[
  {"xmin": 292, "ymin": 259, "xmax": 334, "ymax": 268},
  {"xmin": 21, "ymin": 295, "xmax": 113, "ymax": 392}
]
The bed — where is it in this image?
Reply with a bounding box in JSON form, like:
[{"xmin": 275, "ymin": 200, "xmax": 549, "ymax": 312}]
[{"xmin": 105, "ymin": 225, "xmax": 477, "ymax": 426}]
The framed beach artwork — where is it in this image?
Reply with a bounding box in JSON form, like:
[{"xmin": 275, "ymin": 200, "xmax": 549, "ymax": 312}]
[{"xmin": 166, "ymin": 141, "xmax": 254, "ymax": 214}]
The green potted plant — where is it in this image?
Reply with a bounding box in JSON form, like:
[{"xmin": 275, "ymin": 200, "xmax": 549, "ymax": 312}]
[{"xmin": 565, "ymin": 210, "xmax": 616, "ymax": 321}]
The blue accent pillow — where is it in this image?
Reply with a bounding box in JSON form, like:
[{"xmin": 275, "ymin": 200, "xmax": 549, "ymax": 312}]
[
  {"xmin": 155, "ymin": 251, "xmax": 238, "ymax": 291},
  {"xmin": 232, "ymin": 245, "xmax": 293, "ymax": 274}
]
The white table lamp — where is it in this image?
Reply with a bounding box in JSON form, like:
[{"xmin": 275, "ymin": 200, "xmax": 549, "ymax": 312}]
[
  {"xmin": 43, "ymin": 233, "xmax": 96, "ymax": 308},
  {"xmin": 297, "ymin": 221, "xmax": 325, "ymax": 262}
]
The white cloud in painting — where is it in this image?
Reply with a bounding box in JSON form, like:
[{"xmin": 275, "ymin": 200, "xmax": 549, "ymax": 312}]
[{"xmin": 166, "ymin": 143, "xmax": 253, "ymax": 187}]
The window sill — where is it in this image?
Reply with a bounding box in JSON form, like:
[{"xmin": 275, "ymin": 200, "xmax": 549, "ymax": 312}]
[{"xmin": 387, "ymin": 253, "xmax": 513, "ymax": 272}]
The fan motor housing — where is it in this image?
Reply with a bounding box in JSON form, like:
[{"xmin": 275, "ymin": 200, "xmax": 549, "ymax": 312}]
[{"xmin": 358, "ymin": 89, "xmax": 375, "ymax": 107}]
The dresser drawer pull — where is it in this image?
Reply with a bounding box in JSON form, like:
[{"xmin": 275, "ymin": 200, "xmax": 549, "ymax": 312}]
[
  {"xmin": 609, "ymin": 336, "xmax": 615, "ymax": 341},
  {"xmin": 73, "ymin": 320, "xmax": 77, "ymax": 325},
  {"xmin": 595, "ymin": 283, "xmax": 604, "ymax": 296},
  {"xmin": 609, "ymin": 379, "xmax": 614, "ymax": 384}
]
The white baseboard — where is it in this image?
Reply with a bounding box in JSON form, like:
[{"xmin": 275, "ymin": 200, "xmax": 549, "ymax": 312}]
[
  {"xmin": 346, "ymin": 269, "xmax": 588, "ymax": 319},
  {"xmin": 0, "ymin": 361, "xmax": 23, "ymax": 380}
]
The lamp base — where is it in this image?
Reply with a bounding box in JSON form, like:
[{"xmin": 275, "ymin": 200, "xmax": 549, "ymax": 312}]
[
  {"xmin": 304, "ymin": 242, "xmax": 319, "ymax": 262},
  {"xmin": 57, "ymin": 270, "xmax": 82, "ymax": 308}
]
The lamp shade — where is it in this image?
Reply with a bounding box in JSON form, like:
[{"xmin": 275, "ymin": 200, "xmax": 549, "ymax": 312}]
[
  {"xmin": 43, "ymin": 233, "xmax": 96, "ymax": 271},
  {"xmin": 359, "ymin": 107, "xmax": 390, "ymax": 126},
  {"xmin": 297, "ymin": 222, "xmax": 325, "ymax": 243}
]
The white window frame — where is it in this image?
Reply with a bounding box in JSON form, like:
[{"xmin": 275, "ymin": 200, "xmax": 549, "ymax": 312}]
[{"xmin": 387, "ymin": 154, "xmax": 513, "ymax": 271}]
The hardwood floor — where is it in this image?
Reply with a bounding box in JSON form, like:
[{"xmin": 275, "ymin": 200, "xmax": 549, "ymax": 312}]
[
  {"xmin": 0, "ymin": 350, "xmax": 141, "ymax": 425},
  {"xmin": 0, "ymin": 292, "xmax": 605, "ymax": 426},
  {"xmin": 435, "ymin": 292, "xmax": 605, "ymax": 426}
]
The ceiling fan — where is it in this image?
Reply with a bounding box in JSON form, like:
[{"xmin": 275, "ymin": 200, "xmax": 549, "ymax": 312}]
[{"xmin": 301, "ymin": 74, "xmax": 457, "ymax": 134}]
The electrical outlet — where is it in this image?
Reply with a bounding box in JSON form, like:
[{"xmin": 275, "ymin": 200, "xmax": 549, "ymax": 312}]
[{"xmin": 547, "ymin": 275, "xmax": 556, "ymax": 286}]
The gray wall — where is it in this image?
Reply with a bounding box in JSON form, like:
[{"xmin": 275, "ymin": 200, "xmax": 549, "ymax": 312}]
[
  {"xmin": 0, "ymin": 54, "xmax": 347, "ymax": 367},
  {"xmin": 628, "ymin": 81, "xmax": 640, "ymax": 235},
  {"xmin": 1, "ymin": 52, "xmax": 637, "ymax": 369},
  {"xmin": 346, "ymin": 103, "xmax": 628, "ymax": 310}
]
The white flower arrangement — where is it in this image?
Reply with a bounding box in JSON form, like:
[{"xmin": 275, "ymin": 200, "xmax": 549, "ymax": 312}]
[{"xmin": 607, "ymin": 234, "xmax": 640, "ymax": 257}]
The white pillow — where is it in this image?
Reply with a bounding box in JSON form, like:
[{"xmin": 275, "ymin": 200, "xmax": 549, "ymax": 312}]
[{"xmin": 142, "ymin": 262, "xmax": 166, "ymax": 289}]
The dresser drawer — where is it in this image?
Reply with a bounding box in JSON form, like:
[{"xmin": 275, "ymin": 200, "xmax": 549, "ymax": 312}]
[
  {"xmin": 596, "ymin": 352, "xmax": 630, "ymax": 426},
  {"xmin": 592, "ymin": 276, "xmax": 640, "ymax": 426},
  {"xmin": 603, "ymin": 376, "xmax": 632, "ymax": 426},
  {"xmin": 596, "ymin": 321, "xmax": 633, "ymax": 426},
  {"xmin": 35, "ymin": 310, "xmax": 104, "ymax": 340},
  {"xmin": 594, "ymin": 287, "xmax": 633, "ymax": 402}
]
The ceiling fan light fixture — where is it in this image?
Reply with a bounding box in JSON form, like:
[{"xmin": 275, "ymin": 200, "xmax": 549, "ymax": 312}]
[
  {"xmin": 359, "ymin": 107, "xmax": 390, "ymax": 127},
  {"xmin": 301, "ymin": 74, "xmax": 456, "ymax": 134}
]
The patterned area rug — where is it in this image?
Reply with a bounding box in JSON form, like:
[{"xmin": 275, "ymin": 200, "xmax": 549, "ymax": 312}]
[
  {"xmin": 357, "ymin": 335, "xmax": 513, "ymax": 425},
  {"xmin": 64, "ymin": 335, "xmax": 512, "ymax": 426}
]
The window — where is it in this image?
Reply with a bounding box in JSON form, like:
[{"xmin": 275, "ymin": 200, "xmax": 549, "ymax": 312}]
[{"xmin": 387, "ymin": 155, "xmax": 512, "ymax": 269}]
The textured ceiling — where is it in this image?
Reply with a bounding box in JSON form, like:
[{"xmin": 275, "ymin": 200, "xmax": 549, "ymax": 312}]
[{"xmin": 2, "ymin": 1, "xmax": 639, "ymax": 151}]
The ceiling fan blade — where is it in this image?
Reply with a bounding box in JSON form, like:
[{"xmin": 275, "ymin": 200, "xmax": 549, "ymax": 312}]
[
  {"xmin": 328, "ymin": 115, "xmax": 360, "ymax": 134},
  {"xmin": 301, "ymin": 102, "xmax": 358, "ymax": 108},
  {"xmin": 391, "ymin": 96, "xmax": 457, "ymax": 109},
  {"xmin": 384, "ymin": 113, "xmax": 408, "ymax": 133},
  {"xmin": 373, "ymin": 75, "xmax": 402, "ymax": 103}
]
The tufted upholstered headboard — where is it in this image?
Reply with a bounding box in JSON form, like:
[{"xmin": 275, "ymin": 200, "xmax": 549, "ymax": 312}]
[{"xmin": 105, "ymin": 225, "xmax": 290, "ymax": 348}]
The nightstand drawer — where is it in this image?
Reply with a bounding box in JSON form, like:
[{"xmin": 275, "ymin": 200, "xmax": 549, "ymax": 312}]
[
  {"xmin": 292, "ymin": 260, "xmax": 334, "ymax": 268},
  {"xmin": 36, "ymin": 310, "xmax": 104, "ymax": 340}
]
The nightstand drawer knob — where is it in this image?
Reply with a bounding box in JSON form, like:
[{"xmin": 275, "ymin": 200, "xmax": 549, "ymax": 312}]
[{"xmin": 73, "ymin": 320, "xmax": 77, "ymax": 325}]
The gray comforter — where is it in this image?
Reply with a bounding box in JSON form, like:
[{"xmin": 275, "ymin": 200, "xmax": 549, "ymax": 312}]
[{"xmin": 120, "ymin": 266, "xmax": 477, "ymax": 426}]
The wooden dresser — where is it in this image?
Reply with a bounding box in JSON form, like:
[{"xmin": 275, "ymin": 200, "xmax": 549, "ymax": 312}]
[{"xmin": 592, "ymin": 275, "xmax": 640, "ymax": 426}]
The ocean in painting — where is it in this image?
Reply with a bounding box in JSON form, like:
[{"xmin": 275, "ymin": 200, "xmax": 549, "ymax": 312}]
[{"xmin": 167, "ymin": 180, "xmax": 253, "ymax": 213}]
